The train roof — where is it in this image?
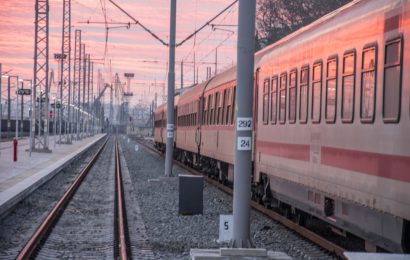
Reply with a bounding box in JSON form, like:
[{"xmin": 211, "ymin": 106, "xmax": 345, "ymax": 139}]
[
  {"xmin": 168, "ymin": 0, "xmax": 368, "ymax": 107},
  {"xmin": 177, "ymin": 80, "xmax": 210, "ymax": 106},
  {"xmin": 257, "ymin": 0, "xmax": 373, "ymax": 65}
]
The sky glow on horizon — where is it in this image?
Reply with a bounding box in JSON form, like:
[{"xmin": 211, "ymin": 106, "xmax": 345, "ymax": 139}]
[{"xmin": 0, "ymin": 0, "xmax": 238, "ymax": 106}]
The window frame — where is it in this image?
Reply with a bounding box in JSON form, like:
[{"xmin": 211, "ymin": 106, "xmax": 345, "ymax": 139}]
[
  {"xmin": 325, "ymin": 55, "xmax": 338, "ymax": 124},
  {"xmin": 214, "ymin": 92, "xmax": 220, "ymax": 125},
  {"xmin": 288, "ymin": 69, "xmax": 298, "ymax": 124},
  {"xmin": 222, "ymin": 89, "xmax": 228, "ymax": 125},
  {"xmin": 383, "ymin": 35, "xmax": 403, "ymax": 123},
  {"xmin": 299, "ymin": 65, "xmax": 309, "ymax": 124},
  {"xmin": 270, "ymin": 76, "xmax": 278, "ymax": 124},
  {"xmin": 231, "ymin": 86, "xmax": 236, "ymax": 125},
  {"xmin": 311, "ymin": 60, "xmax": 323, "ymax": 124},
  {"xmin": 341, "ymin": 49, "xmax": 356, "ymax": 124},
  {"xmin": 207, "ymin": 94, "xmax": 212, "ymax": 125},
  {"xmin": 262, "ymin": 78, "xmax": 270, "ymax": 125},
  {"xmin": 279, "ymin": 72, "xmax": 287, "ymax": 124},
  {"xmin": 360, "ymin": 42, "xmax": 378, "ymax": 124}
]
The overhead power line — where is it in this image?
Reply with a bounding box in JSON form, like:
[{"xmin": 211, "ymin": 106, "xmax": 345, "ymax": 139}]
[
  {"xmin": 176, "ymin": 0, "xmax": 238, "ymax": 47},
  {"xmin": 108, "ymin": 0, "xmax": 168, "ymax": 46}
]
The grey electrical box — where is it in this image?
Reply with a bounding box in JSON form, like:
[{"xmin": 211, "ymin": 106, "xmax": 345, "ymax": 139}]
[{"xmin": 179, "ymin": 174, "xmax": 203, "ymax": 215}]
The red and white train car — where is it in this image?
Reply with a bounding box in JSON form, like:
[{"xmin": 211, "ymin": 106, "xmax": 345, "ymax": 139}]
[
  {"xmin": 154, "ymin": 103, "xmax": 167, "ymax": 151},
  {"xmin": 255, "ymin": 0, "xmax": 410, "ymax": 252},
  {"xmin": 155, "ymin": 0, "xmax": 410, "ymax": 252}
]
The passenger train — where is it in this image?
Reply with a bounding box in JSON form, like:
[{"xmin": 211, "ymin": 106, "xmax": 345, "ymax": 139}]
[{"xmin": 154, "ymin": 0, "xmax": 410, "ymax": 252}]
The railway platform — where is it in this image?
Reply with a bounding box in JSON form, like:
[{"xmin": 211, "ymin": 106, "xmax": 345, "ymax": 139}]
[{"xmin": 0, "ymin": 134, "xmax": 106, "ymax": 217}]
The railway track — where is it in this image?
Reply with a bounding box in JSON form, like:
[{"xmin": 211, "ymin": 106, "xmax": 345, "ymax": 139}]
[
  {"xmin": 16, "ymin": 136, "xmax": 131, "ymax": 259},
  {"xmin": 132, "ymin": 136, "xmax": 347, "ymax": 260}
]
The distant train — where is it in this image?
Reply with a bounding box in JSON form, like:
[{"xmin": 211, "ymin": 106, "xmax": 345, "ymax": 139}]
[{"xmin": 154, "ymin": 0, "xmax": 410, "ymax": 252}]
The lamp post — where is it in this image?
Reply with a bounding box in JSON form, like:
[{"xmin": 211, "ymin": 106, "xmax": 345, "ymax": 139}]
[{"xmin": 24, "ymin": 79, "xmax": 33, "ymax": 156}]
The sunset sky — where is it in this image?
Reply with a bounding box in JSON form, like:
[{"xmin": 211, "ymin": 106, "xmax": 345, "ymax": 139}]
[{"xmin": 0, "ymin": 0, "xmax": 238, "ymax": 106}]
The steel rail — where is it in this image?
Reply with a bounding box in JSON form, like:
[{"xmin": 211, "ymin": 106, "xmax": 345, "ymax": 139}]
[
  {"xmin": 17, "ymin": 137, "xmax": 109, "ymax": 260},
  {"xmin": 133, "ymin": 137, "xmax": 347, "ymax": 259},
  {"xmin": 115, "ymin": 138, "xmax": 129, "ymax": 260}
]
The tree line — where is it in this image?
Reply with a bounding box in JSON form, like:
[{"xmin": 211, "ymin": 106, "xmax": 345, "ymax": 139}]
[{"xmin": 255, "ymin": 0, "xmax": 352, "ymax": 50}]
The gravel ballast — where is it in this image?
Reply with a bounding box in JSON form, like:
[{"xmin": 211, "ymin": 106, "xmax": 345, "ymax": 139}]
[{"xmin": 120, "ymin": 136, "xmax": 334, "ymax": 260}]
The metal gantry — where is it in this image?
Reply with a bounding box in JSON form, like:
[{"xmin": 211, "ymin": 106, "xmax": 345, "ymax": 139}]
[
  {"xmin": 59, "ymin": 0, "xmax": 72, "ymax": 144},
  {"xmin": 32, "ymin": 0, "xmax": 51, "ymax": 153}
]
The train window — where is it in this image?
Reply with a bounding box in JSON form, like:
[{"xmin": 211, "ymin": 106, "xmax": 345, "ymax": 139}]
[
  {"xmin": 312, "ymin": 62, "xmax": 322, "ymax": 123},
  {"xmin": 222, "ymin": 89, "xmax": 227, "ymax": 125},
  {"xmin": 289, "ymin": 70, "xmax": 297, "ymax": 124},
  {"xmin": 214, "ymin": 92, "xmax": 220, "ymax": 125},
  {"xmin": 299, "ymin": 66, "xmax": 309, "ymax": 123},
  {"xmin": 342, "ymin": 51, "xmax": 355, "ymax": 123},
  {"xmin": 231, "ymin": 86, "xmax": 236, "ymax": 124},
  {"xmin": 225, "ymin": 88, "xmax": 231, "ymax": 125},
  {"xmin": 263, "ymin": 79, "xmax": 269, "ymax": 124},
  {"xmin": 361, "ymin": 45, "xmax": 377, "ymax": 122},
  {"xmin": 207, "ymin": 95, "xmax": 212, "ymax": 125},
  {"xmin": 279, "ymin": 72, "xmax": 287, "ymax": 124},
  {"xmin": 203, "ymin": 98, "xmax": 207, "ymax": 125},
  {"xmin": 219, "ymin": 92, "xmax": 224, "ymax": 124},
  {"xmin": 383, "ymin": 37, "xmax": 402, "ymax": 123},
  {"xmin": 326, "ymin": 57, "xmax": 338, "ymax": 123},
  {"xmin": 270, "ymin": 76, "xmax": 278, "ymax": 124}
]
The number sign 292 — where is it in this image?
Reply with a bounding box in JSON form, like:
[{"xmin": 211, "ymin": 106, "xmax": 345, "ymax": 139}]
[{"xmin": 237, "ymin": 117, "xmax": 252, "ymax": 131}]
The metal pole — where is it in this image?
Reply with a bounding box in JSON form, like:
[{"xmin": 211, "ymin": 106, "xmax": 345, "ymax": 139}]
[
  {"xmin": 0, "ymin": 64, "xmax": 2, "ymax": 156},
  {"xmin": 16, "ymin": 77, "xmax": 19, "ymax": 140},
  {"xmin": 231, "ymin": 0, "xmax": 256, "ymax": 248},
  {"xmin": 82, "ymin": 47, "xmax": 86, "ymax": 138},
  {"xmin": 29, "ymin": 80, "xmax": 32, "ymax": 156},
  {"xmin": 77, "ymin": 39, "xmax": 82, "ymax": 140},
  {"xmin": 215, "ymin": 47, "xmax": 218, "ymax": 76},
  {"xmin": 91, "ymin": 62, "xmax": 94, "ymax": 135},
  {"xmin": 180, "ymin": 60, "xmax": 183, "ymax": 89},
  {"xmin": 7, "ymin": 76, "xmax": 11, "ymax": 139},
  {"xmin": 87, "ymin": 54, "xmax": 90, "ymax": 136},
  {"xmin": 21, "ymin": 83, "xmax": 24, "ymax": 137},
  {"xmin": 164, "ymin": 0, "xmax": 176, "ymax": 177},
  {"xmin": 53, "ymin": 98, "xmax": 56, "ymax": 147}
]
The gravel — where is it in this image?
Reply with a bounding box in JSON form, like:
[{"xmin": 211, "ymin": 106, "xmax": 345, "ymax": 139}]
[{"xmin": 120, "ymin": 136, "xmax": 335, "ymax": 260}]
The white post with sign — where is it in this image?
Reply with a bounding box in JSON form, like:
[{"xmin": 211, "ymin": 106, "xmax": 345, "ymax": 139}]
[{"xmin": 218, "ymin": 215, "xmax": 233, "ymax": 243}]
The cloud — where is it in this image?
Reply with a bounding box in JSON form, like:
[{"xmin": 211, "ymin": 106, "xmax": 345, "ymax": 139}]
[{"xmin": 0, "ymin": 0, "xmax": 238, "ymax": 106}]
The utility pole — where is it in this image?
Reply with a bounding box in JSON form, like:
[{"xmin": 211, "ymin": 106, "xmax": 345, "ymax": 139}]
[
  {"xmin": 82, "ymin": 48, "xmax": 87, "ymax": 138},
  {"xmin": 181, "ymin": 60, "xmax": 183, "ymax": 89},
  {"xmin": 21, "ymin": 82, "xmax": 24, "ymax": 136},
  {"xmin": 7, "ymin": 76, "xmax": 11, "ymax": 139},
  {"xmin": 60, "ymin": 0, "xmax": 72, "ymax": 144},
  {"xmin": 91, "ymin": 62, "xmax": 94, "ymax": 135},
  {"xmin": 164, "ymin": 0, "xmax": 176, "ymax": 177},
  {"xmin": 231, "ymin": 0, "xmax": 256, "ymax": 248},
  {"xmin": 193, "ymin": 53, "xmax": 195, "ymax": 85},
  {"xmin": 87, "ymin": 54, "xmax": 91, "ymax": 136},
  {"xmin": 16, "ymin": 76, "xmax": 19, "ymax": 140},
  {"xmin": 0, "ymin": 64, "xmax": 2, "ymax": 155},
  {"xmin": 32, "ymin": 0, "xmax": 51, "ymax": 153},
  {"xmin": 215, "ymin": 47, "xmax": 218, "ymax": 76},
  {"xmin": 73, "ymin": 29, "xmax": 81, "ymax": 141}
]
